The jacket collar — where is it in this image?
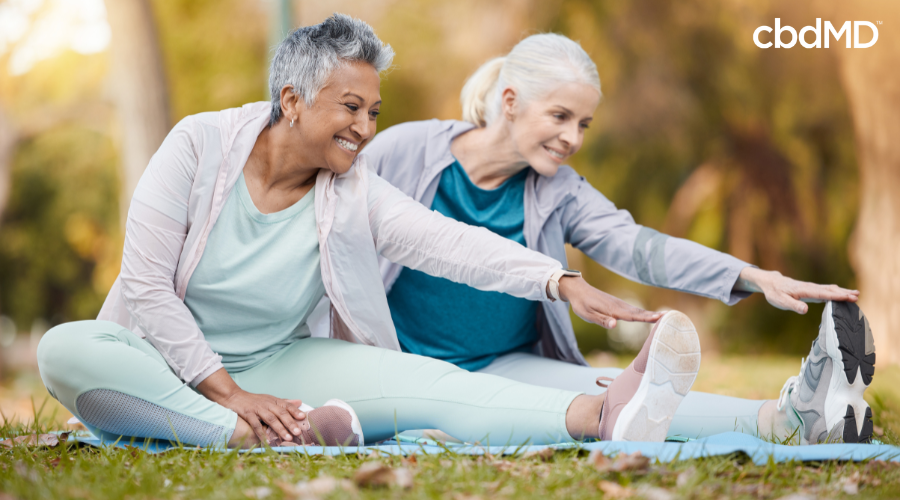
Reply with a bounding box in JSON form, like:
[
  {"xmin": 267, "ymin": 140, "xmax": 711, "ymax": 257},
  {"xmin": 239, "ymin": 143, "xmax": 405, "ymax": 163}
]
[{"xmin": 418, "ymin": 119, "xmax": 578, "ymax": 241}]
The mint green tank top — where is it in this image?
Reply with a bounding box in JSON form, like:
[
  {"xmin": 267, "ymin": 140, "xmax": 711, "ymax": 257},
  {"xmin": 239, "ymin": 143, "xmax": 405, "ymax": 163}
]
[{"xmin": 184, "ymin": 173, "xmax": 324, "ymax": 373}]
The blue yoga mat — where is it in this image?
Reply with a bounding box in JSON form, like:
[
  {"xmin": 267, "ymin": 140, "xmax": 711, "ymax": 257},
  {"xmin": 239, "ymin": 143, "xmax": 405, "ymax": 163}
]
[{"xmin": 66, "ymin": 431, "xmax": 900, "ymax": 465}]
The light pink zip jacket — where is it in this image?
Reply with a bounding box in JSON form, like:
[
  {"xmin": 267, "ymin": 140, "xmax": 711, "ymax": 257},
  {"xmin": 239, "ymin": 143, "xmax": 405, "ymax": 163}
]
[{"xmin": 97, "ymin": 102, "xmax": 563, "ymax": 387}]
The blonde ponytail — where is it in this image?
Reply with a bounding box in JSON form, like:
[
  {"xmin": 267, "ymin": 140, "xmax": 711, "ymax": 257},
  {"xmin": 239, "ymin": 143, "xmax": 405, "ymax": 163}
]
[
  {"xmin": 460, "ymin": 34, "xmax": 601, "ymax": 128},
  {"xmin": 460, "ymin": 57, "xmax": 505, "ymax": 127}
]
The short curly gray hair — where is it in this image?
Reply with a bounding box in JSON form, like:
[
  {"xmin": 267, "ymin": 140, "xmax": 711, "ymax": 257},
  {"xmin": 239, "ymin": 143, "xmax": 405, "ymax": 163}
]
[{"xmin": 268, "ymin": 13, "xmax": 394, "ymax": 126}]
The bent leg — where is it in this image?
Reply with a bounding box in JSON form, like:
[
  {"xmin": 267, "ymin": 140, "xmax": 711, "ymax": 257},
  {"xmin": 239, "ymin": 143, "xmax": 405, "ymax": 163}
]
[
  {"xmin": 477, "ymin": 352, "xmax": 768, "ymax": 439},
  {"xmin": 233, "ymin": 338, "xmax": 580, "ymax": 444},
  {"xmin": 37, "ymin": 320, "xmax": 237, "ymax": 446}
]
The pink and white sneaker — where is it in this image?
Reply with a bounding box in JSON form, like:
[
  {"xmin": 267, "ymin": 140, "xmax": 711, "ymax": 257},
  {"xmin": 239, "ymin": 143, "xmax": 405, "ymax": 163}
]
[
  {"xmin": 597, "ymin": 311, "xmax": 701, "ymax": 441},
  {"xmin": 266, "ymin": 399, "xmax": 364, "ymax": 447}
]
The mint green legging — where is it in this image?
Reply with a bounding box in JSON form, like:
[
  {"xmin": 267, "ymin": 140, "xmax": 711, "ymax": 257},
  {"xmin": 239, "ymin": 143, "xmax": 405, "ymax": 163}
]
[{"xmin": 37, "ymin": 320, "xmax": 579, "ymax": 447}]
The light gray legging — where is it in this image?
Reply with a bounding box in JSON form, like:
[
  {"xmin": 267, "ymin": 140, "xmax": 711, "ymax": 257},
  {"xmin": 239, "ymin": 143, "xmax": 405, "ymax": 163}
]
[
  {"xmin": 37, "ymin": 321, "xmax": 579, "ymax": 447},
  {"xmin": 477, "ymin": 352, "xmax": 766, "ymax": 439}
]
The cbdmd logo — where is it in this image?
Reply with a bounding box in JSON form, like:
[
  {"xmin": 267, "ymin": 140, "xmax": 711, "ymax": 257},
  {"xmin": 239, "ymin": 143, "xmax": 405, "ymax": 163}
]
[{"xmin": 754, "ymin": 19, "xmax": 880, "ymax": 48}]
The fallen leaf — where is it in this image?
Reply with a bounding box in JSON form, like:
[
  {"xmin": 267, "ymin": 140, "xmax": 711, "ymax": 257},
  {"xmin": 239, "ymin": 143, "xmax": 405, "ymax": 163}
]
[
  {"xmin": 598, "ymin": 480, "xmax": 633, "ymax": 498},
  {"xmin": 481, "ymin": 481, "xmax": 501, "ymax": 493},
  {"xmin": 394, "ymin": 468, "xmax": 414, "ymax": 488},
  {"xmin": 522, "ymin": 448, "xmax": 554, "ymax": 461},
  {"xmin": 492, "ymin": 460, "xmax": 515, "ymax": 472},
  {"xmin": 286, "ymin": 475, "xmax": 356, "ymax": 498},
  {"xmin": 66, "ymin": 417, "xmax": 87, "ymax": 431},
  {"xmin": 589, "ymin": 450, "xmax": 612, "ymax": 471},
  {"xmin": 676, "ymin": 467, "xmax": 695, "ymax": 487},
  {"xmin": 243, "ymin": 486, "xmax": 272, "ymax": 499},
  {"xmin": 589, "ymin": 451, "xmax": 649, "ymax": 473},
  {"xmin": 0, "ymin": 433, "xmax": 66, "ymax": 448},
  {"xmin": 636, "ymin": 485, "xmax": 674, "ymax": 500},
  {"xmin": 873, "ymin": 425, "xmax": 884, "ymax": 436},
  {"xmin": 274, "ymin": 481, "xmax": 297, "ymax": 497},
  {"xmin": 840, "ymin": 472, "xmax": 860, "ymax": 495},
  {"xmin": 612, "ymin": 452, "xmax": 650, "ymax": 472},
  {"xmin": 354, "ymin": 462, "xmax": 413, "ymax": 489},
  {"xmin": 402, "ymin": 454, "xmax": 418, "ymax": 467}
]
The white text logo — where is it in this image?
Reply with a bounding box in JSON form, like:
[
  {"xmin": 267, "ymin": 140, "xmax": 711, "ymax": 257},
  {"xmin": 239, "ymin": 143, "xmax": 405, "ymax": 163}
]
[{"xmin": 754, "ymin": 19, "xmax": 879, "ymax": 49}]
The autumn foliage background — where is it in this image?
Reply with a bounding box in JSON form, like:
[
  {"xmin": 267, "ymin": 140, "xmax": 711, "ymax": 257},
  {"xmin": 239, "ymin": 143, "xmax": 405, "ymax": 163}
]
[{"xmin": 0, "ymin": 0, "xmax": 897, "ymax": 372}]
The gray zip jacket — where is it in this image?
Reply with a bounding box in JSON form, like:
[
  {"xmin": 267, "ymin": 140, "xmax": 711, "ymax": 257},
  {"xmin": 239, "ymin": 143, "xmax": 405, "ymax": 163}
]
[{"xmin": 362, "ymin": 119, "xmax": 752, "ymax": 366}]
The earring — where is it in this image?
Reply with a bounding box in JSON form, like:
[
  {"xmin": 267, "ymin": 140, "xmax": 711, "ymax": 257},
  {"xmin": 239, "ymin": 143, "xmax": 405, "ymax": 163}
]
[{"xmin": 290, "ymin": 118, "xmax": 294, "ymax": 128}]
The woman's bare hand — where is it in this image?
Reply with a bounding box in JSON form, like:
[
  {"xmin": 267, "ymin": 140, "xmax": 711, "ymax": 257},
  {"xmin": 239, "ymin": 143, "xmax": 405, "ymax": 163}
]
[
  {"xmin": 734, "ymin": 267, "xmax": 859, "ymax": 314},
  {"xmin": 558, "ymin": 276, "xmax": 663, "ymax": 329},
  {"xmin": 196, "ymin": 368, "xmax": 306, "ymax": 443}
]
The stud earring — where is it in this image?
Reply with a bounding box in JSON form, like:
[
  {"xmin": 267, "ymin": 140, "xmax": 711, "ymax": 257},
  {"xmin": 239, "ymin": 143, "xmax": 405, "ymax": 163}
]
[{"xmin": 290, "ymin": 118, "xmax": 294, "ymax": 128}]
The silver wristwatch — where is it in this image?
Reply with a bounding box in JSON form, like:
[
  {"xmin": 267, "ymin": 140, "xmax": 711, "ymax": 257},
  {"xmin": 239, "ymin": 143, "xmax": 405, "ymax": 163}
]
[{"xmin": 548, "ymin": 269, "xmax": 582, "ymax": 301}]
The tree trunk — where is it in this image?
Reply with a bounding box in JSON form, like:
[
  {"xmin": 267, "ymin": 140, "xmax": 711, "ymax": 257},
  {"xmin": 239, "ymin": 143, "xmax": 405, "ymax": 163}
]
[
  {"xmin": 0, "ymin": 108, "xmax": 14, "ymax": 225},
  {"xmin": 836, "ymin": 2, "xmax": 900, "ymax": 364},
  {"xmin": 103, "ymin": 0, "xmax": 171, "ymax": 227}
]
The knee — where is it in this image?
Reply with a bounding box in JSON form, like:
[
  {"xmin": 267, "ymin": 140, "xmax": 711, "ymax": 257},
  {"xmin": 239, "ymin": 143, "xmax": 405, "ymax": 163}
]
[{"xmin": 37, "ymin": 320, "xmax": 121, "ymax": 382}]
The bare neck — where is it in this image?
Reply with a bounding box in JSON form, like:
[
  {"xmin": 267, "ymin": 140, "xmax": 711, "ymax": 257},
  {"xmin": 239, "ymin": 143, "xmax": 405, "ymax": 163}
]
[
  {"xmin": 242, "ymin": 124, "xmax": 318, "ymax": 214},
  {"xmin": 449, "ymin": 122, "xmax": 529, "ymax": 190}
]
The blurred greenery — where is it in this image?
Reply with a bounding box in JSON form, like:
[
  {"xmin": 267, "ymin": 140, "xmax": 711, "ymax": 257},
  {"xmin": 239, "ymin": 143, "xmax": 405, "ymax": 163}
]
[
  {"xmin": 0, "ymin": 126, "xmax": 119, "ymax": 327},
  {"xmin": 0, "ymin": 0, "xmax": 861, "ymax": 356}
]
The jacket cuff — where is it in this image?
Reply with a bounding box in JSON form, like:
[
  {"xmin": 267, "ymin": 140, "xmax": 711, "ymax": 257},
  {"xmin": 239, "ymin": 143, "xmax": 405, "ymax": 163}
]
[
  {"xmin": 721, "ymin": 263, "xmax": 756, "ymax": 306},
  {"xmin": 542, "ymin": 266, "xmax": 563, "ymax": 301},
  {"xmin": 189, "ymin": 361, "xmax": 225, "ymax": 388}
]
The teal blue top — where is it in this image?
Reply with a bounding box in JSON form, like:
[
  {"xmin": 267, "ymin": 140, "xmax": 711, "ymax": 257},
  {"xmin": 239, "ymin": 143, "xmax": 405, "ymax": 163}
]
[
  {"xmin": 184, "ymin": 173, "xmax": 324, "ymax": 373},
  {"xmin": 387, "ymin": 160, "xmax": 538, "ymax": 371}
]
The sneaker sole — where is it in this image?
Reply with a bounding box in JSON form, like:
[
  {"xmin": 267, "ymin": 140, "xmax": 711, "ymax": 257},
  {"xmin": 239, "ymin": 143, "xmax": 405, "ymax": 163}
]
[
  {"xmin": 322, "ymin": 399, "xmax": 365, "ymax": 446},
  {"xmin": 822, "ymin": 301, "xmax": 875, "ymax": 443},
  {"xmin": 612, "ymin": 311, "xmax": 701, "ymax": 442}
]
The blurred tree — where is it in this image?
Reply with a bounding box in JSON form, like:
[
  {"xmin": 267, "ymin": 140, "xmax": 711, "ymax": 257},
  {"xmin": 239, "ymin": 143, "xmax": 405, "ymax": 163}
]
[
  {"xmin": 150, "ymin": 0, "xmax": 267, "ymax": 121},
  {"xmin": 104, "ymin": 0, "xmax": 170, "ymax": 226},
  {"xmin": 0, "ymin": 109, "xmax": 12, "ymax": 224},
  {"xmin": 833, "ymin": 0, "xmax": 900, "ymax": 363},
  {"xmin": 553, "ymin": 0, "xmax": 859, "ymax": 354}
]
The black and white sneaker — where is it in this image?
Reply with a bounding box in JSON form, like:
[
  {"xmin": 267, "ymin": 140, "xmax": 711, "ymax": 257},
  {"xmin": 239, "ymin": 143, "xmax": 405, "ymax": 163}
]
[{"xmin": 777, "ymin": 301, "xmax": 875, "ymax": 444}]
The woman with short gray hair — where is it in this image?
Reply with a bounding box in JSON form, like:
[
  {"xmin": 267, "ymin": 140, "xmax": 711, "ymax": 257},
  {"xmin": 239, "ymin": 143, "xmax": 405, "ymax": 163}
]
[{"xmin": 35, "ymin": 14, "xmax": 696, "ymax": 449}]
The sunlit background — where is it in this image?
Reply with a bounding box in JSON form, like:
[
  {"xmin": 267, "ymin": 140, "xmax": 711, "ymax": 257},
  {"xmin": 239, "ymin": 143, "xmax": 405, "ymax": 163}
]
[{"xmin": 0, "ymin": 0, "xmax": 897, "ymax": 422}]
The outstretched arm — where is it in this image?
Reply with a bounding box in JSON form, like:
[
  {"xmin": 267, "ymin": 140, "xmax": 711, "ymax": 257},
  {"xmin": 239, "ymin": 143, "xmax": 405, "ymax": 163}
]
[
  {"xmin": 733, "ymin": 267, "xmax": 859, "ymax": 314},
  {"xmin": 367, "ymin": 173, "xmax": 662, "ymax": 327},
  {"xmin": 560, "ymin": 170, "xmax": 858, "ymax": 311}
]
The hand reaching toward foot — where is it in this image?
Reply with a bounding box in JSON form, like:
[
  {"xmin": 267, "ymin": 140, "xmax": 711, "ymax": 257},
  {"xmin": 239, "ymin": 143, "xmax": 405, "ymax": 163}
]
[
  {"xmin": 734, "ymin": 267, "xmax": 859, "ymax": 314},
  {"xmin": 557, "ymin": 276, "xmax": 663, "ymax": 329}
]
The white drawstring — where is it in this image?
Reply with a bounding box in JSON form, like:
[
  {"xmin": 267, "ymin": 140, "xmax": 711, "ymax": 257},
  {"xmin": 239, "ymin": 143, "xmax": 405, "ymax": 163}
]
[{"xmin": 776, "ymin": 357, "xmax": 807, "ymax": 411}]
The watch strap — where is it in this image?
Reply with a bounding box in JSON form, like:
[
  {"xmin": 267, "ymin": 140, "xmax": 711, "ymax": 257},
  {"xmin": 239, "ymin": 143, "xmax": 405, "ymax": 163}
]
[{"xmin": 548, "ymin": 269, "xmax": 582, "ymax": 301}]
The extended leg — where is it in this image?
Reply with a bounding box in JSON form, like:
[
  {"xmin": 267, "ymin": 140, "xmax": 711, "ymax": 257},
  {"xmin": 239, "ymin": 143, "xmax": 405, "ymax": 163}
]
[
  {"xmin": 234, "ymin": 338, "xmax": 584, "ymax": 444},
  {"xmin": 478, "ymin": 351, "xmax": 768, "ymax": 439}
]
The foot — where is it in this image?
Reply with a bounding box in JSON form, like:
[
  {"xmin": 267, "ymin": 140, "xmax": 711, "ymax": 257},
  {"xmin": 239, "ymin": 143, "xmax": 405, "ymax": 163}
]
[
  {"xmin": 777, "ymin": 301, "xmax": 875, "ymax": 444},
  {"xmin": 266, "ymin": 400, "xmax": 364, "ymax": 447},
  {"xmin": 597, "ymin": 311, "xmax": 701, "ymax": 441}
]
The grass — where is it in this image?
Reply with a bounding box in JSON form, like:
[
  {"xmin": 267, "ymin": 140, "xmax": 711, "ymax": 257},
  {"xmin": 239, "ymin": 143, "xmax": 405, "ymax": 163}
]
[{"xmin": 3, "ymin": 356, "xmax": 900, "ymax": 499}]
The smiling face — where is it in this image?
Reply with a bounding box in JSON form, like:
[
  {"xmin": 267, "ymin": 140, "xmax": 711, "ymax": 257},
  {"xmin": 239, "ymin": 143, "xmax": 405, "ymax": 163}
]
[
  {"xmin": 284, "ymin": 61, "xmax": 382, "ymax": 175},
  {"xmin": 506, "ymin": 82, "xmax": 601, "ymax": 176}
]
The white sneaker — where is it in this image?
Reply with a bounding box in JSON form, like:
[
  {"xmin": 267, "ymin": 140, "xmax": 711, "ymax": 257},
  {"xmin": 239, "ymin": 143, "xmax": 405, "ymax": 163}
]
[{"xmin": 777, "ymin": 301, "xmax": 875, "ymax": 444}]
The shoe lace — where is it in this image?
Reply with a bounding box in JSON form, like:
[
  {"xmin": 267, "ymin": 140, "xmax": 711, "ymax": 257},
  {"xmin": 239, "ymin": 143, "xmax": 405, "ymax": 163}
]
[{"xmin": 776, "ymin": 356, "xmax": 807, "ymax": 411}]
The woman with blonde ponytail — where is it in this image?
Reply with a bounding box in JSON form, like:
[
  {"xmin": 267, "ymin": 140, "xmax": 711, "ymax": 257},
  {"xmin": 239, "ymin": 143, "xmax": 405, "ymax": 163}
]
[
  {"xmin": 321, "ymin": 32, "xmax": 873, "ymax": 445},
  {"xmin": 460, "ymin": 56, "xmax": 505, "ymax": 127}
]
